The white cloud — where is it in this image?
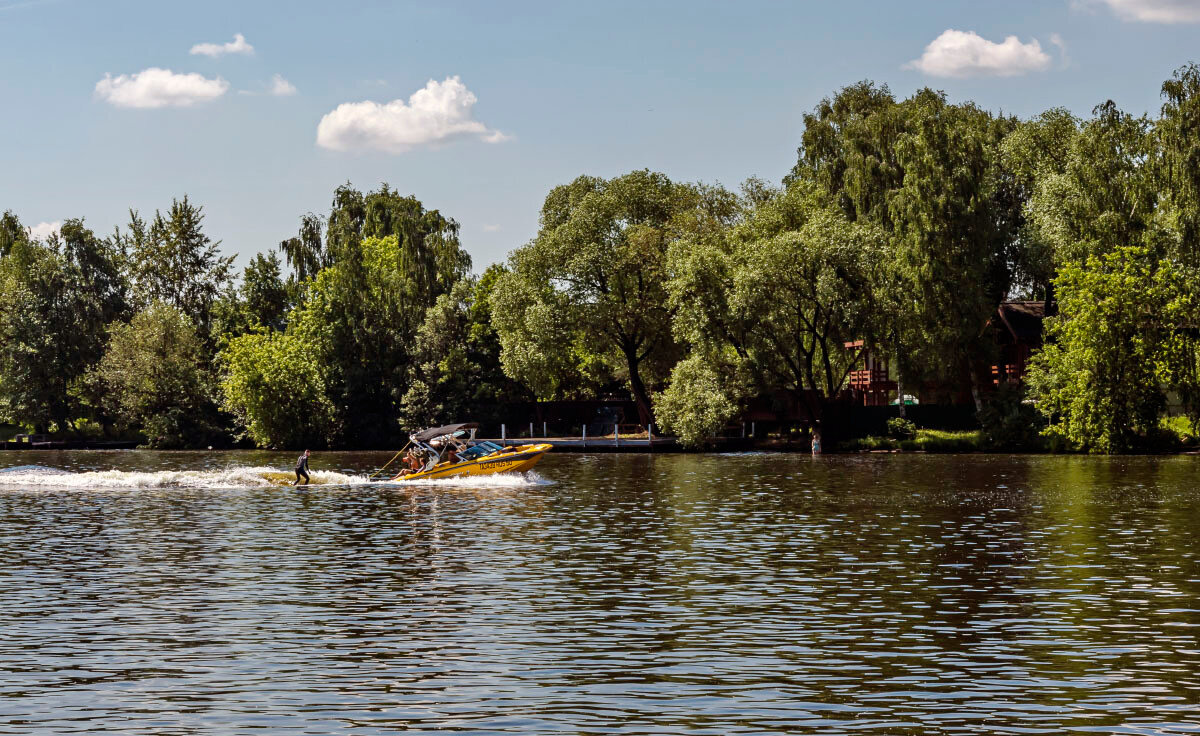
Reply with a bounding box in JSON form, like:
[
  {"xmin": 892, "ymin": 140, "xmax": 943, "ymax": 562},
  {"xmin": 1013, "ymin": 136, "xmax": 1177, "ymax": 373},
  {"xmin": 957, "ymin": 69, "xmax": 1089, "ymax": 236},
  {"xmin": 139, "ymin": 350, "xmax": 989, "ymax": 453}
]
[
  {"xmin": 269, "ymin": 74, "xmax": 297, "ymax": 96},
  {"xmin": 316, "ymin": 76, "xmax": 507, "ymax": 153},
  {"xmin": 482, "ymin": 223, "xmax": 502, "ymax": 232},
  {"xmin": 190, "ymin": 33, "xmax": 254, "ymax": 57},
  {"xmin": 27, "ymin": 221, "xmax": 60, "ymax": 241},
  {"xmin": 1082, "ymin": 0, "xmax": 1200, "ymax": 22},
  {"xmin": 95, "ymin": 68, "xmax": 229, "ymax": 108},
  {"xmin": 1049, "ymin": 32, "xmax": 1069, "ymax": 66},
  {"xmin": 905, "ymin": 29, "xmax": 1053, "ymax": 78}
]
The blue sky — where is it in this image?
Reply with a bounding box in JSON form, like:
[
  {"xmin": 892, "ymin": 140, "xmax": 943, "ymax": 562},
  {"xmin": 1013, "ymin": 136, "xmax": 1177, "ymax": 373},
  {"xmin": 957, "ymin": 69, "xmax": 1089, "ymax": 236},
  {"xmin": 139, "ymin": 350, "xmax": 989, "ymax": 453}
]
[{"xmin": 1, "ymin": 0, "xmax": 1198, "ymax": 270}]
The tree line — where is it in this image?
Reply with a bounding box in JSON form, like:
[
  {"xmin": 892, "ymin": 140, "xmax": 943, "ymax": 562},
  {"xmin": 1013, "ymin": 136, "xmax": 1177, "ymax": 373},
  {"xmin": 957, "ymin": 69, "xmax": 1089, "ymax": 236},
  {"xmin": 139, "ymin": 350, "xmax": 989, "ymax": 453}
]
[{"xmin": 1, "ymin": 64, "xmax": 1198, "ymax": 453}]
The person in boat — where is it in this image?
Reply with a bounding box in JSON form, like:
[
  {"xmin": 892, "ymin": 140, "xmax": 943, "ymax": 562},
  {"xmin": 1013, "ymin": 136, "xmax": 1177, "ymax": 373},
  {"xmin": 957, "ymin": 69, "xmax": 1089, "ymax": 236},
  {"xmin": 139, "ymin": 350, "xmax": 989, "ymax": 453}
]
[
  {"xmin": 294, "ymin": 449, "xmax": 311, "ymax": 485},
  {"xmin": 445, "ymin": 445, "xmax": 459, "ymax": 464},
  {"xmin": 397, "ymin": 448, "xmax": 421, "ymax": 476}
]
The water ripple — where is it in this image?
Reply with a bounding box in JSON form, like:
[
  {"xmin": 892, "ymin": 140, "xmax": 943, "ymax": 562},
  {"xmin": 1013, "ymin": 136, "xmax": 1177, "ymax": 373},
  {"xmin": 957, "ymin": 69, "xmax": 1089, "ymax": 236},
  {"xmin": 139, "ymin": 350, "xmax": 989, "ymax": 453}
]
[{"xmin": 0, "ymin": 451, "xmax": 1197, "ymax": 734}]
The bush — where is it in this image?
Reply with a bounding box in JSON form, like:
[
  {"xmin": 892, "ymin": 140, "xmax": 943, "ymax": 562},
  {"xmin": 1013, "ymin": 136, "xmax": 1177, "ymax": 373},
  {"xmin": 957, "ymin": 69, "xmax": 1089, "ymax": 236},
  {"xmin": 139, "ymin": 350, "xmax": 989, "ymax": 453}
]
[
  {"xmin": 886, "ymin": 417, "xmax": 917, "ymax": 440},
  {"xmin": 1161, "ymin": 415, "xmax": 1198, "ymax": 449},
  {"xmin": 655, "ymin": 355, "xmax": 742, "ymax": 448},
  {"xmin": 979, "ymin": 384, "xmax": 1046, "ymax": 451}
]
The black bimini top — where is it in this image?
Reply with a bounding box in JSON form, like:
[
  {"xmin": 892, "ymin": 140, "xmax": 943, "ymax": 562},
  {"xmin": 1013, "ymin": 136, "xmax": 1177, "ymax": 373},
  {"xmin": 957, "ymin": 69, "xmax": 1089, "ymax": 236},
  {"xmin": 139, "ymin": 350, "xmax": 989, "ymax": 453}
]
[{"xmin": 411, "ymin": 422, "xmax": 478, "ymax": 442}]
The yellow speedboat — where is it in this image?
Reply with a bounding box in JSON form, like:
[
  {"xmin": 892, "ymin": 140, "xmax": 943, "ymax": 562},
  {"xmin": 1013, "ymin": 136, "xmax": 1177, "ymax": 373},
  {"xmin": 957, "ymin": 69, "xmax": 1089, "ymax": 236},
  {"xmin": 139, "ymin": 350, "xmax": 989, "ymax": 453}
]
[{"xmin": 392, "ymin": 423, "xmax": 551, "ymax": 481}]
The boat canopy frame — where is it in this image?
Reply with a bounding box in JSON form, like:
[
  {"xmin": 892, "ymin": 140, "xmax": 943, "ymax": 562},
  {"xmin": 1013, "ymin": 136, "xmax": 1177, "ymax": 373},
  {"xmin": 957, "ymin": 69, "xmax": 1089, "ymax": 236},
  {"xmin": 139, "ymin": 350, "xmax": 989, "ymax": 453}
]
[{"xmin": 410, "ymin": 423, "xmax": 479, "ymax": 443}]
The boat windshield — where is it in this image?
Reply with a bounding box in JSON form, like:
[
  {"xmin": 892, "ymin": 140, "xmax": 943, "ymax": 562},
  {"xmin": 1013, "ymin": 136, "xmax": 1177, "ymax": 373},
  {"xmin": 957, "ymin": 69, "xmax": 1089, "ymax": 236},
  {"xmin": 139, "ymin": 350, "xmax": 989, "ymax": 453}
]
[{"xmin": 458, "ymin": 441, "xmax": 504, "ymax": 461}]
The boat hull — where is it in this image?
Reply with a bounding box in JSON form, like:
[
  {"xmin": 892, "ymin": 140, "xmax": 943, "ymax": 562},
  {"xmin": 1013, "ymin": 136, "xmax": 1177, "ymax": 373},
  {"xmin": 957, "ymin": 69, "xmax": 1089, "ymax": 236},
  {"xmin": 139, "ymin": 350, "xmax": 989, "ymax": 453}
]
[{"xmin": 393, "ymin": 443, "xmax": 552, "ymax": 481}]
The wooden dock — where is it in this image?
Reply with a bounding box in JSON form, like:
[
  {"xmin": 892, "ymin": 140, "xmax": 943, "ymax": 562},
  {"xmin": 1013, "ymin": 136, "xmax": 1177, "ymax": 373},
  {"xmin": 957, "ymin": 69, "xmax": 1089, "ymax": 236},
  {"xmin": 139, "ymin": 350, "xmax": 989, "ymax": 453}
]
[
  {"xmin": 3, "ymin": 434, "xmax": 138, "ymax": 450},
  {"xmin": 486, "ymin": 436, "xmax": 680, "ymax": 452}
]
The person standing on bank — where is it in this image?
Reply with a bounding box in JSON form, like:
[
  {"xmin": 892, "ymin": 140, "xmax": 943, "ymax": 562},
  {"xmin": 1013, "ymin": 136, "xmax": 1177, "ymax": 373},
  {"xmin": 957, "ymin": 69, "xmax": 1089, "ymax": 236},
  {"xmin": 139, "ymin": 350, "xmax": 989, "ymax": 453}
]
[{"xmin": 294, "ymin": 449, "xmax": 311, "ymax": 485}]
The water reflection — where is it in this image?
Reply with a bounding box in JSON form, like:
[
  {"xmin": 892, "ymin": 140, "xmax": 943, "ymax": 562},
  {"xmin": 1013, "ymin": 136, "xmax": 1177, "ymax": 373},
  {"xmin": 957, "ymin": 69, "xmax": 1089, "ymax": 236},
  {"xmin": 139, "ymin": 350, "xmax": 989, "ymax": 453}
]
[{"xmin": 0, "ymin": 451, "xmax": 1197, "ymax": 733}]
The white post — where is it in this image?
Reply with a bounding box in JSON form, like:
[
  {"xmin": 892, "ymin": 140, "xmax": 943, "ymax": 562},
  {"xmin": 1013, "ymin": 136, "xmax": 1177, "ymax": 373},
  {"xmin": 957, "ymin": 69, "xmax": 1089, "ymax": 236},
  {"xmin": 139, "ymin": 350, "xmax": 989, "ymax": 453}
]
[
  {"xmin": 648, "ymin": 423, "xmax": 653, "ymax": 441},
  {"xmin": 615, "ymin": 424, "xmax": 619, "ymax": 447},
  {"xmin": 501, "ymin": 424, "xmax": 506, "ymax": 446},
  {"xmin": 751, "ymin": 421, "xmax": 756, "ymax": 438},
  {"xmin": 742, "ymin": 422, "xmax": 746, "ymax": 438},
  {"xmin": 582, "ymin": 424, "xmax": 586, "ymax": 445},
  {"xmin": 543, "ymin": 421, "xmax": 547, "ymax": 438},
  {"xmin": 529, "ymin": 422, "xmax": 534, "ymax": 439}
]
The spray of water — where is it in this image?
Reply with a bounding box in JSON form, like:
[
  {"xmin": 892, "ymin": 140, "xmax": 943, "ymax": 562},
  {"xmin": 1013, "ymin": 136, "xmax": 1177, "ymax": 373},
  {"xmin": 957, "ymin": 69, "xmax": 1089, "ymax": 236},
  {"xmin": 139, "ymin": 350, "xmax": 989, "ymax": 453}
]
[
  {"xmin": 380, "ymin": 471, "xmax": 553, "ymax": 488},
  {"xmin": 0, "ymin": 465, "xmax": 551, "ymax": 490}
]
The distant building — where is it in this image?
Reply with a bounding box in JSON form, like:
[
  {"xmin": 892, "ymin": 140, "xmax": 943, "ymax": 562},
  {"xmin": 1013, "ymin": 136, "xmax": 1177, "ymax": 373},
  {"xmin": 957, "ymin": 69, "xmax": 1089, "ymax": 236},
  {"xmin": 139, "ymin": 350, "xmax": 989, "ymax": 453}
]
[
  {"xmin": 989, "ymin": 300, "xmax": 1047, "ymax": 386},
  {"xmin": 843, "ymin": 300, "xmax": 1049, "ymax": 406},
  {"xmin": 844, "ymin": 339, "xmax": 896, "ymax": 407}
]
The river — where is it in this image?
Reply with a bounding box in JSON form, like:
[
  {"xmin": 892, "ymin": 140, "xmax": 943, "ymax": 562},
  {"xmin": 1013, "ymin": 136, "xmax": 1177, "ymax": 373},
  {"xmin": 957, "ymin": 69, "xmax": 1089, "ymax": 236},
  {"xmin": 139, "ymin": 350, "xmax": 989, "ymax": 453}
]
[{"xmin": 0, "ymin": 450, "xmax": 1197, "ymax": 734}]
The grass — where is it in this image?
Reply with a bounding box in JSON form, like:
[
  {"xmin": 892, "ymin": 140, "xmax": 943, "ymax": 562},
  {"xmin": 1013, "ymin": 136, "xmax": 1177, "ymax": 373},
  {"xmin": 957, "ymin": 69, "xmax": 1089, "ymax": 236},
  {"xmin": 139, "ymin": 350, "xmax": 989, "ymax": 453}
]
[
  {"xmin": 1161, "ymin": 415, "xmax": 1199, "ymax": 448},
  {"xmin": 840, "ymin": 428, "xmax": 981, "ymax": 453}
]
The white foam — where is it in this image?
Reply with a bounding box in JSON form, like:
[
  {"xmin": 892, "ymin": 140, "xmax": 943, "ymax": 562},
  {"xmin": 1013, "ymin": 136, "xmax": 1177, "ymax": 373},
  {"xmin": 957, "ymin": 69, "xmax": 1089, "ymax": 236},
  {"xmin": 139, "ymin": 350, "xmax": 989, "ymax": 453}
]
[
  {"xmin": 378, "ymin": 471, "xmax": 554, "ymax": 488},
  {"xmin": 0, "ymin": 466, "xmax": 370, "ymax": 490}
]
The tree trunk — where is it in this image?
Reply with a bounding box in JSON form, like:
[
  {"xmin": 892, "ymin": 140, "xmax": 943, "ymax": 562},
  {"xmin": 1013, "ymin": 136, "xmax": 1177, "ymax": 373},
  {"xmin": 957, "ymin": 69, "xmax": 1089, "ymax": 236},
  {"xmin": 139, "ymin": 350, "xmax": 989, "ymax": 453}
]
[
  {"xmin": 968, "ymin": 364, "xmax": 985, "ymax": 414},
  {"xmin": 625, "ymin": 349, "xmax": 653, "ymax": 426}
]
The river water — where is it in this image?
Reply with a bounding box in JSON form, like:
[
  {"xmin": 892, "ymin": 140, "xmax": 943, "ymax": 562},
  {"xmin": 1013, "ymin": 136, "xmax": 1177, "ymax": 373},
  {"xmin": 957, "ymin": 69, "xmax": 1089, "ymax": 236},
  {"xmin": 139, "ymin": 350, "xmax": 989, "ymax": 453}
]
[{"xmin": 0, "ymin": 450, "xmax": 1197, "ymax": 734}]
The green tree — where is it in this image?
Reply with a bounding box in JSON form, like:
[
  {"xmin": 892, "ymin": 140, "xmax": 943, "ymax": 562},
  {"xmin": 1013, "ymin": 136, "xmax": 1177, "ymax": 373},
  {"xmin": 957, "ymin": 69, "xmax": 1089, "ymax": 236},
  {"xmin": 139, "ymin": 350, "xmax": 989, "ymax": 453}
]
[
  {"xmin": 788, "ymin": 83, "xmax": 1024, "ymax": 409},
  {"xmin": 124, "ymin": 197, "xmax": 233, "ymax": 341},
  {"xmin": 278, "ymin": 213, "xmax": 328, "ymax": 283},
  {"xmin": 998, "ymin": 107, "xmax": 1080, "ymax": 299},
  {"xmin": 1159, "ymin": 63, "xmax": 1200, "ymax": 266},
  {"xmin": 240, "ymin": 252, "xmax": 289, "ymax": 332},
  {"xmin": 93, "ymin": 302, "xmax": 222, "ymax": 448},
  {"xmin": 659, "ymin": 183, "xmax": 888, "ymax": 445},
  {"xmin": 220, "ymin": 330, "xmax": 335, "ymax": 448},
  {"xmin": 0, "ymin": 211, "xmax": 27, "ymax": 258},
  {"xmin": 279, "ymin": 185, "xmax": 471, "ymax": 445},
  {"xmin": 1026, "ymin": 246, "xmax": 1196, "ymax": 453},
  {"xmin": 58, "ymin": 218, "xmax": 130, "ymax": 329},
  {"xmin": 491, "ymin": 170, "xmax": 735, "ymax": 424},
  {"xmin": 889, "ymin": 91, "xmax": 1022, "ymax": 408},
  {"xmin": 0, "ymin": 217, "xmax": 129, "ymax": 433},
  {"xmin": 399, "ymin": 266, "xmax": 530, "ymax": 428},
  {"xmin": 1027, "ymin": 101, "xmax": 1159, "ymax": 267},
  {"xmin": 0, "ymin": 237, "xmax": 75, "ymax": 432}
]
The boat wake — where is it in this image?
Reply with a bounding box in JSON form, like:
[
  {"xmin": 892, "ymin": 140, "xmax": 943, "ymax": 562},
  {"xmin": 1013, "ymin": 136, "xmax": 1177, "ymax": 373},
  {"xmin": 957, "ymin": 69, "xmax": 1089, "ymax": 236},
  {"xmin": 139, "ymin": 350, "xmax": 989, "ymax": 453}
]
[
  {"xmin": 0, "ymin": 465, "xmax": 553, "ymax": 491},
  {"xmin": 0, "ymin": 465, "xmax": 369, "ymax": 490},
  {"xmin": 379, "ymin": 471, "xmax": 554, "ymax": 488}
]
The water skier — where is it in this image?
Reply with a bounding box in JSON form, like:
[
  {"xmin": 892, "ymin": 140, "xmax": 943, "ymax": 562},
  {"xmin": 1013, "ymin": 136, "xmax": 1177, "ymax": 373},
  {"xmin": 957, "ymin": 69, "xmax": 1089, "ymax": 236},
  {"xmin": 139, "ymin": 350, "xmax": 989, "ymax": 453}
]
[{"xmin": 294, "ymin": 449, "xmax": 311, "ymax": 485}]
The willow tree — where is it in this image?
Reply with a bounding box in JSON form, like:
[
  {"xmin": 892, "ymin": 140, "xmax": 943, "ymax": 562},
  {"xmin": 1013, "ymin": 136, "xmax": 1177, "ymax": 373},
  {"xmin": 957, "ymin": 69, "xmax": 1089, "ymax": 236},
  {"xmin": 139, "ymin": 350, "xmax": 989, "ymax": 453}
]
[
  {"xmin": 491, "ymin": 170, "xmax": 737, "ymax": 424},
  {"xmin": 657, "ymin": 183, "xmax": 888, "ymax": 445},
  {"xmin": 265, "ymin": 184, "xmax": 472, "ymax": 445},
  {"xmin": 787, "ymin": 83, "xmax": 1023, "ymax": 410}
]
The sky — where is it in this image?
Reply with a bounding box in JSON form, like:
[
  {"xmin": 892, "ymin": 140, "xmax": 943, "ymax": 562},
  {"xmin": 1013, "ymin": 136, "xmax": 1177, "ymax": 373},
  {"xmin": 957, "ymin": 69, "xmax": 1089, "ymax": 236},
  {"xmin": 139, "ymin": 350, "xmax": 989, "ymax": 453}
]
[{"xmin": 1, "ymin": 0, "xmax": 1198, "ymax": 271}]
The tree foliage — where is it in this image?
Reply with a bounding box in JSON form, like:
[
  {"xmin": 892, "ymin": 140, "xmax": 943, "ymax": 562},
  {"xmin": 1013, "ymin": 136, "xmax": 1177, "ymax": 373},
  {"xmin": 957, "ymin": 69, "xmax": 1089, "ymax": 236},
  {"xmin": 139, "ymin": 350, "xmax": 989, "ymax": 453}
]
[
  {"xmin": 123, "ymin": 197, "xmax": 233, "ymax": 342},
  {"xmin": 93, "ymin": 302, "xmax": 222, "ymax": 448},
  {"xmin": 400, "ymin": 266, "xmax": 530, "ymax": 428},
  {"xmin": 279, "ymin": 184, "xmax": 472, "ymax": 444},
  {"xmin": 787, "ymin": 83, "xmax": 1023, "ymax": 403},
  {"xmin": 659, "ymin": 183, "xmax": 886, "ymax": 445},
  {"xmin": 0, "ymin": 237, "xmax": 76, "ymax": 431},
  {"xmin": 1026, "ymin": 247, "xmax": 1197, "ymax": 452},
  {"xmin": 220, "ymin": 330, "xmax": 335, "ymax": 448},
  {"xmin": 492, "ymin": 170, "xmax": 737, "ymax": 423}
]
